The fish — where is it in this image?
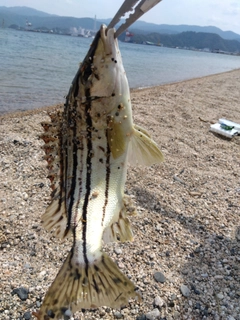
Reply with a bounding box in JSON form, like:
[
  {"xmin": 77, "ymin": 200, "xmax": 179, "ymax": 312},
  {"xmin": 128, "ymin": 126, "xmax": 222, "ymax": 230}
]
[{"xmin": 34, "ymin": 24, "xmax": 164, "ymax": 319}]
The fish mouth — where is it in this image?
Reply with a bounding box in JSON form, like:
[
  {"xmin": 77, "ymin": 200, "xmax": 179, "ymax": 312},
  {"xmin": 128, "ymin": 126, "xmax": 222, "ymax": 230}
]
[{"xmin": 100, "ymin": 24, "xmax": 116, "ymax": 56}]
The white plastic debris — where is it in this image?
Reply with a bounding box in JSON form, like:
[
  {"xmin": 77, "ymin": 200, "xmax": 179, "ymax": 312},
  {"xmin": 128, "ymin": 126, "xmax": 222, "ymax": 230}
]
[{"xmin": 210, "ymin": 119, "xmax": 240, "ymax": 138}]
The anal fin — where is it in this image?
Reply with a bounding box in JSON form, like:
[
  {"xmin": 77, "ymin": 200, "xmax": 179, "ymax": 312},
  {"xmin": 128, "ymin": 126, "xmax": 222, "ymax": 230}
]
[
  {"xmin": 103, "ymin": 195, "xmax": 137, "ymax": 243},
  {"xmin": 42, "ymin": 191, "xmax": 70, "ymax": 239}
]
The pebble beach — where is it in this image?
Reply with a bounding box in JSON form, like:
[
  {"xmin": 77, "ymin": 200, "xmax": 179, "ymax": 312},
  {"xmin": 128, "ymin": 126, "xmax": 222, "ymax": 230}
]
[{"xmin": 0, "ymin": 69, "xmax": 240, "ymax": 320}]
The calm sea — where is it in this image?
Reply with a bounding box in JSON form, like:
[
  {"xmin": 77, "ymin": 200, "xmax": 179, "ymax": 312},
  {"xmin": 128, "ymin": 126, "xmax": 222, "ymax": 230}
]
[{"xmin": 1, "ymin": 28, "xmax": 240, "ymax": 114}]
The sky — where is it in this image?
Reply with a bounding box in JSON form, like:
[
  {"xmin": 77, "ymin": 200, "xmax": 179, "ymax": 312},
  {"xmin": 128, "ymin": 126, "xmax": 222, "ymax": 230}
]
[{"xmin": 1, "ymin": 0, "xmax": 240, "ymax": 34}]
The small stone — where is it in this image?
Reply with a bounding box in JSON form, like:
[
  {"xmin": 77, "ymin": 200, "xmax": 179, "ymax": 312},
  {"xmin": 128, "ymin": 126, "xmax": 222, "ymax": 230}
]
[
  {"xmin": 22, "ymin": 192, "xmax": 29, "ymax": 200},
  {"xmin": 191, "ymin": 285, "xmax": 200, "ymax": 295},
  {"xmin": 114, "ymin": 311, "xmax": 124, "ymax": 319},
  {"xmin": 170, "ymin": 294, "xmax": 177, "ymax": 301},
  {"xmin": 227, "ymin": 316, "xmax": 236, "ymax": 320},
  {"xmin": 146, "ymin": 308, "xmax": 160, "ymax": 320},
  {"xmin": 216, "ymin": 293, "xmax": 224, "ymax": 300},
  {"xmin": 173, "ymin": 311, "xmax": 181, "ymax": 318},
  {"xmin": 168, "ymin": 301, "xmax": 175, "ymax": 307},
  {"xmin": 114, "ymin": 248, "xmax": 122, "ymax": 255},
  {"xmin": 182, "ymin": 269, "xmax": 188, "ymax": 275},
  {"xmin": 153, "ymin": 271, "xmax": 166, "ymax": 283},
  {"xmin": 12, "ymin": 287, "xmax": 29, "ymax": 301},
  {"xmin": 23, "ymin": 311, "xmax": 32, "ymax": 320},
  {"xmin": 235, "ymin": 226, "xmax": 240, "ymax": 241},
  {"xmin": 63, "ymin": 309, "xmax": 72, "ymax": 320},
  {"xmin": 153, "ymin": 295, "xmax": 165, "ymax": 308},
  {"xmin": 195, "ymin": 302, "xmax": 201, "ymax": 309},
  {"xmin": 38, "ymin": 270, "xmax": 47, "ymax": 278},
  {"xmin": 23, "ymin": 312, "xmax": 32, "ymax": 320},
  {"xmin": 201, "ymin": 273, "xmax": 208, "ymax": 278},
  {"xmin": 180, "ymin": 284, "xmax": 190, "ymax": 297},
  {"xmin": 194, "ymin": 247, "xmax": 201, "ymax": 253},
  {"xmin": 136, "ymin": 315, "xmax": 146, "ymax": 320}
]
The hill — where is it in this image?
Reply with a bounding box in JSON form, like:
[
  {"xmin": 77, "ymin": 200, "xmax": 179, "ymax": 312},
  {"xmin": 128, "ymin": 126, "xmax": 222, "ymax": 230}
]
[
  {"xmin": 101, "ymin": 19, "xmax": 240, "ymax": 42},
  {"xmin": 131, "ymin": 31, "xmax": 240, "ymax": 53},
  {"xmin": 1, "ymin": 6, "xmax": 240, "ymax": 53},
  {"xmin": 0, "ymin": 6, "xmax": 101, "ymax": 30},
  {"xmin": 1, "ymin": 6, "xmax": 240, "ymax": 42},
  {"xmin": 0, "ymin": 6, "xmax": 55, "ymax": 17}
]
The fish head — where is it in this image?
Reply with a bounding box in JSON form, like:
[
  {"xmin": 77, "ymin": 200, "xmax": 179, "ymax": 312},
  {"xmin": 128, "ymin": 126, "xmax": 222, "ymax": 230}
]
[{"xmin": 81, "ymin": 24, "xmax": 128, "ymax": 98}]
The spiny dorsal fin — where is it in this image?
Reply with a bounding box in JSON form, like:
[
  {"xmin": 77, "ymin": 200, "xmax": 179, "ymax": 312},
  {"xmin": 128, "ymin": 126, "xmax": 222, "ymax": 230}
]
[
  {"xmin": 128, "ymin": 124, "xmax": 164, "ymax": 166},
  {"xmin": 41, "ymin": 111, "xmax": 70, "ymax": 239},
  {"xmin": 41, "ymin": 111, "xmax": 62, "ymax": 191}
]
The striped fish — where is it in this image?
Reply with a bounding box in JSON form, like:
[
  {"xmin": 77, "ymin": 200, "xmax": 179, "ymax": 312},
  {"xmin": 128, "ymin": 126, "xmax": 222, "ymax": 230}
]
[{"xmin": 35, "ymin": 25, "xmax": 163, "ymax": 319}]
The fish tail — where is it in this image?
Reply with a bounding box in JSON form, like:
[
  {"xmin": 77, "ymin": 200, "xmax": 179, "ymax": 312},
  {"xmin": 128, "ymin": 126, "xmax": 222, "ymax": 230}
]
[{"xmin": 34, "ymin": 251, "xmax": 140, "ymax": 319}]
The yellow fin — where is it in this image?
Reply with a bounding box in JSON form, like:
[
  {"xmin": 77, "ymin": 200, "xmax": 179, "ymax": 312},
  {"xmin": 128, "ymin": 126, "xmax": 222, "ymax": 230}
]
[
  {"xmin": 103, "ymin": 195, "xmax": 137, "ymax": 243},
  {"xmin": 42, "ymin": 191, "xmax": 71, "ymax": 239},
  {"xmin": 134, "ymin": 124, "xmax": 152, "ymax": 138},
  {"xmin": 128, "ymin": 124, "xmax": 164, "ymax": 166},
  {"xmin": 107, "ymin": 118, "xmax": 126, "ymax": 159},
  {"xmin": 35, "ymin": 251, "xmax": 140, "ymax": 319}
]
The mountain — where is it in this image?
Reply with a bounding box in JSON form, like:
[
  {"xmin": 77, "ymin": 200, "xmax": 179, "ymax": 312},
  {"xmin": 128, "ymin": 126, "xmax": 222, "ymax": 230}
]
[
  {"xmin": 0, "ymin": 6, "xmax": 101, "ymax": 30},
  {"xmin": 1, "ymin": 6, "xmax": 240, "ymax": 42},
  {"xmin": 1, "ymin": 6, "xmax": 240, "ymax": 52},
  {"xmin": 132, "ymin": 22, "xmax": 240, "ymax": 42},
  {"xmin": 0, "ymin": 6, "xmax": 55, "ymax": 17},
  {"xmin": 100, "ymin": 19, "xmax": 240, "ymax": 42},
  {"xmin": 132, "ymin": 31, "xmax": 240, "ymax": 53}
]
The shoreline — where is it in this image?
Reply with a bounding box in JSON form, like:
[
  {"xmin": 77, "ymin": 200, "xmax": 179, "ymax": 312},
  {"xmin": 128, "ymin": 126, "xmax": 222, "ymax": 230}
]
[
  {"xmin": 1, "ymin": 68, "xmax": 240, "ymax": 120},
  {"xmin": 132, "ymin": 68, "xmax": 240, "ymax": 93}
]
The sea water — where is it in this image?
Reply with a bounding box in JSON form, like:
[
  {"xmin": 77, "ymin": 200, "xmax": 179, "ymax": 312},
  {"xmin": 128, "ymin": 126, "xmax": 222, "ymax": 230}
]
[{"xmin": 1, "ymin": 28, "xmax": 240, "ymax": 114}]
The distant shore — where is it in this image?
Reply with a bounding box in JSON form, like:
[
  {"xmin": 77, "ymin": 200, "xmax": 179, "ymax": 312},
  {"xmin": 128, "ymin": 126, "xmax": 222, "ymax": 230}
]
[{"xmin": 9, "ymin": 27, "xmax": 240, "ymax": 56}]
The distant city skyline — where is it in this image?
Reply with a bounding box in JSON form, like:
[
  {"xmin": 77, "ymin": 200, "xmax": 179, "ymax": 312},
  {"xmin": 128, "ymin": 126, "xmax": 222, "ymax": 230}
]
[{"xmin": 0, "ymin": 0, "xmax": 240, "ymax": 34}]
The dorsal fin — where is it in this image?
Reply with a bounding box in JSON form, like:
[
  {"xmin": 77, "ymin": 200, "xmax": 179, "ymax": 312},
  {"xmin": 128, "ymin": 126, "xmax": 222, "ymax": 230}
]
[
  {"xmin": 41, "ymin": 111, "xmax": 70, "ymax": 239},
  {"xmin": 41, "ymin": 111, "xmax": 62, "ymax": 191}
]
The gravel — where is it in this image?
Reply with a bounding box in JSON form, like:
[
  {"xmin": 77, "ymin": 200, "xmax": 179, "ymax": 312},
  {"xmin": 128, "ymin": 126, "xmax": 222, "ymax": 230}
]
[{"xmin": 1, "ymin": 70, "xmax": 240, "ymax": 319}]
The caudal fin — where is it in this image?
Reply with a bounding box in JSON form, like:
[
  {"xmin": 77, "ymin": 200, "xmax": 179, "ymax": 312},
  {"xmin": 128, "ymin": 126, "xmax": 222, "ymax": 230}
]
[{"xmin": 34, "ymin": 251, "xmax": 140, "ymax": 319}]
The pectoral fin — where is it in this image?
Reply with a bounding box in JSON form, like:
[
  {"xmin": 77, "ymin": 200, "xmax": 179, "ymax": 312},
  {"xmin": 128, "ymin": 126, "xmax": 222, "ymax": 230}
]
[{"xmin": 128, "ymin": 124, "xmax": 164, "ymax": 166}]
